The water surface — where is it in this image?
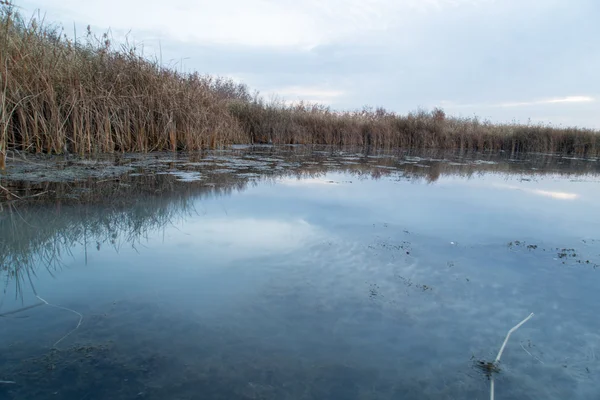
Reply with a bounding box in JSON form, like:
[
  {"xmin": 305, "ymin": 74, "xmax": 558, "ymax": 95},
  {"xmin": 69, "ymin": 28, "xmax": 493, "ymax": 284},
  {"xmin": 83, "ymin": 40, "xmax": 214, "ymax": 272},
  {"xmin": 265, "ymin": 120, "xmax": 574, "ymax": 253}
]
[{"xmin": 1, "ymin": 148, "xmax": 599, "ymax": 399}]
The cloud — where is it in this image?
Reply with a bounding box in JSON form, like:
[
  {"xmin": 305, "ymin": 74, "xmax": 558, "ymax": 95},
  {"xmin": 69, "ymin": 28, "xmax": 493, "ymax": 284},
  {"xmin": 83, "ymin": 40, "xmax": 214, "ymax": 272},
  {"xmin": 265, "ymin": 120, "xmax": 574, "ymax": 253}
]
[
  {"xmin": 276, "ymin": 87, "xmax": 345, "ymax": 98},
  {"xmin": 492, "ymin": 184, "xmax": 579, "ymax": 200},
  {"xmin": 267, "ymin": 86, "xmax": 345, "ymax": 105},
  {"xmin": 529, "ymin": 189, "xmax": 579, "ymax": 200},
  {"xmin": 499, "ymin": 96, "xmax": 595, "ymax": 107},
  {"xmin": 20, "ymin": 0, "xmax": 490, "ymax": 49},
  {"xmin": 18, "ymin": 0, "xmax": 600, "ymax": 129},
  {"xmin": 179, "ymin": 217, "xmax": 320, "ymax": 258},
  {"xmin": 278, "ymin": 177, "xmax": 340, "ymax": 186},
  {"xmin": 441, "ymin": 96, "xmax": 596, "ymax": 109}
]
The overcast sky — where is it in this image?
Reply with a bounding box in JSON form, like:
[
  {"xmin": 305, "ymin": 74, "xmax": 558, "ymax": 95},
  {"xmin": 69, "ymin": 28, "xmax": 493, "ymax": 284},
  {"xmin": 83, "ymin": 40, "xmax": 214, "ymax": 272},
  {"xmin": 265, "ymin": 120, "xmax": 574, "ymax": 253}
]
[{"xmin": 18, "ymin": 0, "xmax": 600, "ymax": 128}]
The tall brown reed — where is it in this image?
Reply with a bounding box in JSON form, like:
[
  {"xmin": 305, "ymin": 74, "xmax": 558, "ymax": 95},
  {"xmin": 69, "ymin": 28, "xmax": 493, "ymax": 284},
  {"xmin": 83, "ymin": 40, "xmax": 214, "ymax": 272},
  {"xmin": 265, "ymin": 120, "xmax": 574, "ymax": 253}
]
[
  {"xmin": 230, "ymin": 102, "xmax": 600, "ymax": 155},
  {"xmin": 0, "ymin": 3, "xmax": 247, "ymax": 167},
  {"xmin": 1, "ymin": 1, "xmax": 599, "ymax": 170}
]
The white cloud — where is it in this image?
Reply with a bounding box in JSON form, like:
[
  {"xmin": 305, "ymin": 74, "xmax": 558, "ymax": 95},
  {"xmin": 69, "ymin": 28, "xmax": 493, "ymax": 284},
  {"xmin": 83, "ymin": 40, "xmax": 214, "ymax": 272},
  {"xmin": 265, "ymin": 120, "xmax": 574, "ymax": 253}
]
[
  {"xmin": 21, "ymin": 0, "xmax": 489, "ymax": 48},
  {"xmin": 492, "ymin": 183, "xmax": 579, "ymax": 200},
  {"xmin": 529, "ymin": 189, "xmax": 579, "ymax": 200},
  {"xmin": 278, "ymin": 177, "xmax": 340, "ymax": 186},
  {"xmin": 441, "ymin": 96, "xmax": 596, "ymax": 109},
  {"xmin": 17, "ymin": 0, "xmax": 600, "ymax": 129},
  {"xmin": 499, "ymin": 96, "xmax": 595, "ymax": 107},
  {"xmin": 276, "ymin": 87, "xmax": 345, "ymax": 98},
  {"xmin": 265, "ymin": 86, "xmax": 345, "ymax": 105},
  {"xmin": 177, "ymin": 217, "xmax": 320, "ymax": 259}
]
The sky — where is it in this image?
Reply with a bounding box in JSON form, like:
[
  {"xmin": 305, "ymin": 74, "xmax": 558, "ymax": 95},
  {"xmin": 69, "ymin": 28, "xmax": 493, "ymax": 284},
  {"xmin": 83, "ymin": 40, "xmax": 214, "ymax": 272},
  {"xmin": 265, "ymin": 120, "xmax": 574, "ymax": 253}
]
[{"xmin": 17, "ymin": 0, "xmax": 600, "ymax": 129}]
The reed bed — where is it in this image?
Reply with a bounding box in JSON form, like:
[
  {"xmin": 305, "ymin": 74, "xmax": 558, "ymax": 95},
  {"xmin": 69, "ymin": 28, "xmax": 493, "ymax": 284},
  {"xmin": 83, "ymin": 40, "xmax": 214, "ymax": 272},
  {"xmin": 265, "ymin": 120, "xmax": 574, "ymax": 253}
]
[
  {"xmin": 229, "ymin": 101, "xmax": 600, "ymax": 155},
  {"xmin": 1, "ymin": 2, "xmax": 599, "ymax": 172},
  {"xmin": 0, "ymin": 2, "xmax": 246, "ymax": 166}
]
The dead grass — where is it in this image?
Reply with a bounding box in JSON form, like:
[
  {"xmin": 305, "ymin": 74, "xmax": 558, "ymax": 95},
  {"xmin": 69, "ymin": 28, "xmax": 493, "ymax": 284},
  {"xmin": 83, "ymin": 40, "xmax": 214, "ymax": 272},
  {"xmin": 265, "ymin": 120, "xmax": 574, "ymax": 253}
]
[
  {"xmin": 1, "ymin": 2, "xmax": 599, "ymax": 171},
  {"xmin": 230, "ymin": 101, "xmax": 599, "ymax": 155},
  {"xmin": 0, "ymin": 3, "xmax": 246, "ymax": 163}
]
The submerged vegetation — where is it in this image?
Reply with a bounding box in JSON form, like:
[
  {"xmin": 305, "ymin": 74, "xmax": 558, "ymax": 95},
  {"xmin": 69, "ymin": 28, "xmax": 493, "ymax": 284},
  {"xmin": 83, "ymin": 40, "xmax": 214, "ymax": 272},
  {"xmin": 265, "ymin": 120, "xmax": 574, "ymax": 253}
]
[{"xmin": 1, "ymin": 1, "xmax": 600, "ymax": 172}]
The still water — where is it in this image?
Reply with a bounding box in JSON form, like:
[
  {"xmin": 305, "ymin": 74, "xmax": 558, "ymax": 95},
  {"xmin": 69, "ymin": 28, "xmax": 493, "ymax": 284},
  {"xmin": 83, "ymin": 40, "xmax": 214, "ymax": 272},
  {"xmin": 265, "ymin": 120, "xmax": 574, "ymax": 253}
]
[{"xmin": 1, "ymin": 148, "xmax": 599, "ymax": 399}]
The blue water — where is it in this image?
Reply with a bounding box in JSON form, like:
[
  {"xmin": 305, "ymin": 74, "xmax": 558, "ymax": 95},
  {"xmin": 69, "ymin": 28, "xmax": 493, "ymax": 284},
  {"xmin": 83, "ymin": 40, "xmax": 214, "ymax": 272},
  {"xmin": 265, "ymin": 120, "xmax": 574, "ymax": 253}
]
[{"xmin": 1, "ymin": 150, "xmax": 600, "ymax": 399}]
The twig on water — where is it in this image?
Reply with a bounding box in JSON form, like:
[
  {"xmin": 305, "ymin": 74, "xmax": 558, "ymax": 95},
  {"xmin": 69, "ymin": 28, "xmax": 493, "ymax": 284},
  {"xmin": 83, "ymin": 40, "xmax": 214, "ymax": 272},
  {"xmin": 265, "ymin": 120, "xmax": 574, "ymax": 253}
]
[
  {"xmin": 0, "ymin": 295, "xmax": 83, "ymax": 385},
  {"xmin": 0, "ymin": 183, "xmax": 22, "ymax": 200},
  {"xmin": 495, "ymin": 313, "xmax": 534, "ymax": 363},
  {"xmin": 490, "ymin": 312, "xmax": 534, "ymax": 400},
  {"xmin": 520, "ymin": 342, "xmax": 544, "ymax": 364},
  {"xmin": 22, "ymin": 190, "xmax": 50, "ymax": 199},
  {"xmin": 0, "ymin": 301, "xmax": 45, "ymax": 317},
  {"xmin": 36, "ymin": 295, "xmax": 83, "ymax": 347}
]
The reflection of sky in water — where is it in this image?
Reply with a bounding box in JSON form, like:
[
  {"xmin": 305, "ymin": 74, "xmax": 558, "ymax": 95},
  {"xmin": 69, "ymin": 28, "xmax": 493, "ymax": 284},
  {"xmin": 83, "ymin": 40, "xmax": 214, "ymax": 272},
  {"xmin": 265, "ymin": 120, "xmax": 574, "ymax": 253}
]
[
  {"xmin": 169, "ymin": 217, "xmax": 320, "ymax": 259},
  {"xmin": 1, "ymin": 168, "xmax": 600, "ymax": 399}
]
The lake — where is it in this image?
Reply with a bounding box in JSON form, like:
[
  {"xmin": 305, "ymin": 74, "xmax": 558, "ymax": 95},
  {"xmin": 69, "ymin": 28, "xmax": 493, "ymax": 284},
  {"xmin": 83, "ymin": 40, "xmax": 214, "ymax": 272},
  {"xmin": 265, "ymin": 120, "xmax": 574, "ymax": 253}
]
[{"xmin": 1, "ymin": 147, "xmax": 599, "ymax": 400}]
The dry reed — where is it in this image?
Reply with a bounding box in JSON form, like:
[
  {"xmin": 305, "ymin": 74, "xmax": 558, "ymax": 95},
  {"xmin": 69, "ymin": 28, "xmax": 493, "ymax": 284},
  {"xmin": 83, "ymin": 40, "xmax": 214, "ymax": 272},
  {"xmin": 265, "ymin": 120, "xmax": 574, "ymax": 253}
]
[
  {"xmin": 490, "ymin": 313, "xmax": 535, "ymax": 400},
  {"xmin": 35, "ymin": 294, "xmax": 83, "ymax": 347},
  {"xmin": 230, "ymin": 101, "xmax": 600, "ymax": 155},
  {"xmin": 1, "ymin": 2, "xmax": 599, "ymax": 172},
  {"xmin": 0, "ymin": 2, "xmax": 246, "ymax": 165}
]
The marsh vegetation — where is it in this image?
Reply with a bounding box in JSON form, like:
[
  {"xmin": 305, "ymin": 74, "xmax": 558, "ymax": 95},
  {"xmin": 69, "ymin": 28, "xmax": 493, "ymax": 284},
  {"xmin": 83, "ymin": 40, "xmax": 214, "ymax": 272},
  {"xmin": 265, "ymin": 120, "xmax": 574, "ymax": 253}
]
[{"xmin": 1, "ymin": 2, "xmax": 599, "ymax": 173}]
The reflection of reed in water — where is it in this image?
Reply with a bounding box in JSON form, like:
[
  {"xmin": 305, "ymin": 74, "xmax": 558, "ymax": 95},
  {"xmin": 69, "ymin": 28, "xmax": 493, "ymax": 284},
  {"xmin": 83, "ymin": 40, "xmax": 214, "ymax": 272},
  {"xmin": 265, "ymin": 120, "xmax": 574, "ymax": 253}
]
[
  {"xmin": 1, "ymin": 149, "xmax": 599, "ymax": 298},
  {"xmin": 0, "ymin": 198, "xmax": 193, "ymax": 299},
  {"xmin": 0, "ymin": 167, "xmax": 270, "ymax": 298},
  {"xmin": 1, "ymin": 148, "xmax": 599, "ymax": 199}
]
